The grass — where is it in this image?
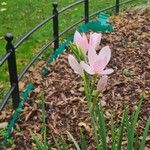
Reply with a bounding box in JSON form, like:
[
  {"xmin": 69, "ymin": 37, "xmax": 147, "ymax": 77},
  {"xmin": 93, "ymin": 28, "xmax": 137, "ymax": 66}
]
[{"xmin": 0, "ymin": 0, "xmax": 147, "ymax": 99}]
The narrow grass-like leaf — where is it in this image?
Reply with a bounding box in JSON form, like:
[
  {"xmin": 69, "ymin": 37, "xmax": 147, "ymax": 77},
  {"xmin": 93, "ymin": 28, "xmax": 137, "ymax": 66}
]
[
  {"xmin": 66, "ymin": 131, "xmax": 81, "ymax": 150},
  {"xmin": 96, "ymin": 104, "xmax": 107, "ymax": 150},
  {"xmin": 41, "ymin": 95, "xmax": 47, "ymax": 148},
  {"xmin": 134, "ymin": 130, "xmax": 139, "ymax": 150},
  {"xmin": 83, "ymin": 72, "xmax": 101, "ymax": 149},
  {"xmin": 131, "ymin": 99, "xmax": 143, "ymax": 129},
  {"xmin": 126, "ymin": 112, "xmax": 133, "ymax": 150},
  {"xmin": 61, "ymin": 142, "xmax": 68, "ymax": 150},
  {"xmin": 117, "ymin": 110, "xmax": 127, "ymax": 150},
  {"xmin": 92, "ymin": 116, "xmax": 101, "ymax": 150},
  {"xmin": 30, "ymin": 131, "xmax": 45, "ymax": 150},
  {"xmin": 52, "ymin": 134, "xmax": 61, "ymax": 150},
  {"xmin": 127, "ymin": 99, "xmax": 143, "ymax": 150},
  {"xmin": 61, "ymin": 136, "xmax": 68, "ymax": 150},
  {"xmin": 80, "ymin": 129, "xmax": 88, "ymax": 150},
  {"xmin": 123, "ymin": 109, "xmax": 133, "ymax": 149},
  {"xmin": 110, "ymin": 114, "xmax": 116, "ymax": 150},
  {"xmin": 139, "ymin": 116, "xmax": 150, "ymax": 150},
  {"xmin": 48, "ymin": 144, "xmax": 52, "ymax": 150}
]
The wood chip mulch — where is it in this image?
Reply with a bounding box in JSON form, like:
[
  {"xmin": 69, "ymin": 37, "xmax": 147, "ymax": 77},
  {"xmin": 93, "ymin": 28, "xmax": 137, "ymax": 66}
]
[{"xmin": 0, "ymin": 9, "xmax": 150, "ymax": 149}]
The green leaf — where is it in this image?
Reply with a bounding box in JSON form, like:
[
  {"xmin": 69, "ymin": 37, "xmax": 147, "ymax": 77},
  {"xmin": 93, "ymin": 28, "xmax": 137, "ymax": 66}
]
[
  {"xmin": 128, "ymin": 99, "xmax": 143, "ymax": 150},
  {"xmin": 117, "ymin": 110, "xmax": 127, "ymax": 150},
  {"xmin": 66, "ymin": 131, "xmax": 81, "ymax": 150},
  {"xmin": 30, "ymin": 131, "xmax": 45, "ymax": 150},
  {"xmin": 110, "ymin": 114, "xmax": 116, "ymax": 150},
  {"xmin": 52, "ymin": 134, "xmax": 61, "ymax": 150},
  {"xmin": 61, "ymin": 142, "xmax": 68, "ymax": 150},
  {"xmin": 96, "ymin": 104, "xmax": 107, "ymax": 150},
  {"xmin": 126, "ymin": 99, "xmax": 143, "ymax": 150},
  {"xmin": 92, "ymin": 115, "xmax": 101, "ymax": 150},
  {"xmin": 134, "ymin": 130, "xmax": 139, "ymax": 150},
  {"xmin": 139, "ymin": 116, "xmax": 150, "ymax": 150},
  {"xmin": 80, "ymin": 129, "xmax": 88, "ymax": 150},
  {"xmin": 41, "ymin": 95, "xmax": 47, "ymax": 148},
  {"xmin": 126, "ymin": 112, "xmax": 133, "ymax": 150},
  {"xmin": 48, "ymin": 144, "xmax": 52, "ymax": 150},
  {"xmin": 61, "ymin": 136, "xmax": 68, "ymax": 150}
]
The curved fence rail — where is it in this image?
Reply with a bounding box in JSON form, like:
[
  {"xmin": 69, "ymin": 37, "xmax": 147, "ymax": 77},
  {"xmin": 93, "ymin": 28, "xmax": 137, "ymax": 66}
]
[{"xmin": 0, "ymin": 0, "xmax": 133, "ymax": 111}]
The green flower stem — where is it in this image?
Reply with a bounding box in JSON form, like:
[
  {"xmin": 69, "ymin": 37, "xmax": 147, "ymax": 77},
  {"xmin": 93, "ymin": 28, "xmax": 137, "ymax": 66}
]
[
  {"xmin": 82, "ymin": 73, "xmax": 91, "ymax": 102},
  {"xmin": 92, "ymin": 91, "xmax": 100, "ymax": 113},
  {"xmin": 82, "ymin": 73, "xmax": 101, "ymax": 149},
  {"xmin": 91, "ymin": 74, "xmax": 98, "ymax": 95}
]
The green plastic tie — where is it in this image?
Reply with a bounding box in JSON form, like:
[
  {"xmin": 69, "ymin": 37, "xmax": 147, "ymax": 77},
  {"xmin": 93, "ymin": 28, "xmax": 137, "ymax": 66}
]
[{"xmin": 78, "ymin": 12, "xmax": 113, "ymax": 33}]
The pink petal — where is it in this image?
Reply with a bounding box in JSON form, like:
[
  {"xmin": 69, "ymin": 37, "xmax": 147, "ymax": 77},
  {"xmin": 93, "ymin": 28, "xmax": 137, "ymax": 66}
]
[
  {"xmin": 74, "ymin": 31, "xmax": 82, "ymax": 44},
  {"xmin": 73, "ymin": 31, "xmax": 88, "ymax": 54},
  {"xmin": 88, "ymin": 46, "xmax": 98, "ymax": 66},
  {"xmin": 93, "ymin": 58, "xmax": 107, "ymax": 73},
  {"xmin": 89, "ymin": 32, "xmax": 102, "ymax": 49},
  {"xmin": 101, "ymin": 68, "xmax": 114, "ymax": 75},
  {"xmin": 97, "ymin": 75, "xmax": 108, "ymax": 92},
  {"xmin": 80, "ymin": 61, "xmax": 95, "ymax": 75},
  {"xmin": 68, "ymin": 55, "xmax": 83, "ymax": 75},
  {"xmin": 79, "ymin": 33, "xmax": 88, "ymax": 54},
  {"xmin": 77, "ymin": 40, "xmax": 87, "ymax": 54},
  {"xmin": 98, "ymin": 46, "xmax": 111, "ymax": 66}
]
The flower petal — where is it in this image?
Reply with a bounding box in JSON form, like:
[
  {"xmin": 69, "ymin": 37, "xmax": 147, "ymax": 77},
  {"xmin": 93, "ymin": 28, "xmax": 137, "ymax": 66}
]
[
  {"xmin": 98, "ymin": 46, "xmax": 111, "ymax": 65},
  {"xmin": 68, "ymin": 55, "xmax": 83, "ymax": 75},
  {"xmin": 93, "ymin": 58, "xmax": 107, "ymax": 73},
  {"xmin": 97, "ymin": 75, "xmax": 108, "ymax": 92},
  {"xmin": 80, "ymin": 61, "xmax": 95, "ymax": 75},
  {"xmin": 88, "ymin": 46, "xmax": 98, "ymax": 66},
  {"xmin": 74, "ymin": 31, "xmax": 82, "ymax": 43},
  {"xmin": 101, "ymin": 68, "xmax": 114, "ymax": 75},
  {"xmin": 89, "ymin": 32, "xmax": 102, "ymax": 50},
  {"xmin": 73, "ymin": 31, "xmax": 88, "ymax": 54}
]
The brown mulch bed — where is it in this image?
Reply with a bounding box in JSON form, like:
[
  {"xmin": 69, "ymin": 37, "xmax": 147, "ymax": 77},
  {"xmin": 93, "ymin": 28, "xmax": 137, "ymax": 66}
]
[{"xmin": 1, "ymin": 9, "xmax": 150, "ymax": 149}]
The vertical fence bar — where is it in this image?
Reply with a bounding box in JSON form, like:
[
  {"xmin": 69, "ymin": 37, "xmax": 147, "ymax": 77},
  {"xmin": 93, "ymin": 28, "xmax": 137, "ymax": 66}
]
[
  {"xmin": 53, "ymin": 2, "xmax": 59, "ymax": 51},
  {"xmin": 5, "ymin": 33, "xmax": 20, "ymax": 109},
  {"xmin": 84, "ymin": 0, "xmax": 89, "ymax": 23},
  {"xmin": 115, "ymin": 0, "xmax": 120, "ymax": 15}
]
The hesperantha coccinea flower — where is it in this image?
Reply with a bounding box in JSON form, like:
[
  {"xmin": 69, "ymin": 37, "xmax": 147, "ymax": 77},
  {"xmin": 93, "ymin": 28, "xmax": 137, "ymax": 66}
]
[
  {"xmin": 74, "ymin": 31, "xmax": 102, "ymax": 55},
  {"xmin": 80, "ymin": 46, "xmax": 114, "ymax": 75}
]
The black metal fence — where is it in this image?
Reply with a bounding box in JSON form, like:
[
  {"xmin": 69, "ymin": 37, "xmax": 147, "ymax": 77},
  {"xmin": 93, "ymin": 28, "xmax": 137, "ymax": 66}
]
[{"xmin": 0, "ymin": 0, "xmax": 133, "ymax": 111}]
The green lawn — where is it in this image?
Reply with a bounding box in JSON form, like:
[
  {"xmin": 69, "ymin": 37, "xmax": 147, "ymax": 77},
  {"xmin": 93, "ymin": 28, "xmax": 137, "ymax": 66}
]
[{"xmin": 0, "ymin": 0, "xmax": 147, "ymax": 98}]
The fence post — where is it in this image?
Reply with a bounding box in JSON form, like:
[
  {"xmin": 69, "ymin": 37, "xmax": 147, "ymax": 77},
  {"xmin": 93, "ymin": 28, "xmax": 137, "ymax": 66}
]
[
  {"xmin": 53, "ymin": 2, "xmax": 59, "ymax": 51},
  {"xmin": 84, "ymin": 0, "xmax": 89, "ymax": 23},
  {"xmin": 5, "ymin": 33, "xmax": 20, "ymax": 109},
  {"xmin": 115, "ymin": 0, "xmax": 120, "ymax": 15}
]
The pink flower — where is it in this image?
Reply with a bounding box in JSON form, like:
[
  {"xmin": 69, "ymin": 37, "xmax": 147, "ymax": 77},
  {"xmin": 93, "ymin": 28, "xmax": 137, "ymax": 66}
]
[
  {"xmin": 81, "ymin": 46, "xmax": 113, "ymax": 75},
  {"xmin": 97, "ymin": 75, "xmax": 108, "ymax": 92},
  {"xmin": 68, "ymin": 54, "xmax": 83, "ymax": 75},
  {"xmin": 89, "ymin": 32, "xmax": 102, "ymax": 50},
  {"xmin": 74, "ymin": 31, "xmax": 102, "ymax": 54},
  {"xmin": 74, "ymin": 31, "xmax": 88, "ymax": 54}
]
